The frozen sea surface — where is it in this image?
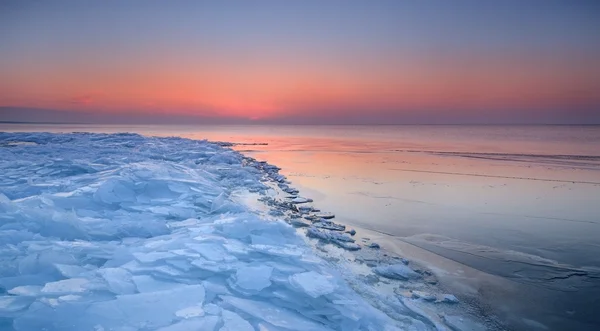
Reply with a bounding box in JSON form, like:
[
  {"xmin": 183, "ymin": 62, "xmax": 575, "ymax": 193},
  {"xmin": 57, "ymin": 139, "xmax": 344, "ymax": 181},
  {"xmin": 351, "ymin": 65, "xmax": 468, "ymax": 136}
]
[{"xmin": 0, "ymin": 132, "xmax": 478, "ymax": 331}]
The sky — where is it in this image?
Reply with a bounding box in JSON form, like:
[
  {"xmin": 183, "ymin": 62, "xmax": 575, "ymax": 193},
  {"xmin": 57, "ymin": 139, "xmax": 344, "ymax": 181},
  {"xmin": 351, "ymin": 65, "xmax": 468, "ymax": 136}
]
[{"xmin": 1, "ymin": 0, "xmax": 599, "ymax": 124}]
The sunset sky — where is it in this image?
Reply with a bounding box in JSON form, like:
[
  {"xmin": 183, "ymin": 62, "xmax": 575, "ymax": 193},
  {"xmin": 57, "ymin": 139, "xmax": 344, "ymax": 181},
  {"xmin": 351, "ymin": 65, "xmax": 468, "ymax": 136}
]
[{"xmin": 1, "ymin": 1, "xmax": 599, "ymax": 124}]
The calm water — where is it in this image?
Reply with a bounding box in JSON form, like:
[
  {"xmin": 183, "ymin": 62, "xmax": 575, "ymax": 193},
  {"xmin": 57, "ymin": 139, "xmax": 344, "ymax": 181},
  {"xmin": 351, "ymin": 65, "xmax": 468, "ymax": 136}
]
[{"xmin": 2, "ymin": 123, "xmax": 600, "ymax": 330}]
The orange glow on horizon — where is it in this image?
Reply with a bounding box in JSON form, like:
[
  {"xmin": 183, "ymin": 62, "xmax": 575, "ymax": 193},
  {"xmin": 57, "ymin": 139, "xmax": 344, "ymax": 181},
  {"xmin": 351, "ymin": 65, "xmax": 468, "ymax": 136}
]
[{"xmin": 1, "ymin": 50, "xmax": 599, "ymax": 120}]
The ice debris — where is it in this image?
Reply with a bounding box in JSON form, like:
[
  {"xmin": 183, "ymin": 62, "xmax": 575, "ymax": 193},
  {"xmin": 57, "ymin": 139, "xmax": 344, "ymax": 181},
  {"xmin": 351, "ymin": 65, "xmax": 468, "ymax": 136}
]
[
  {"xmin": 0, "ymin": 132, "xmax": 431, "ymax": 331},
  {"xmin": 439, "ymin": 294, "xmax": 460, "ymax": 304},
  {"xmin": 313, "ymin": 211, "xmax": 335, "ymax": 219},
  {"xmin": 368, "ymin": 242, "xmax": 380, "ymax": 249},
  {"xmin": 373, "ymin": 264, "xmax": 421, "ymax": 280}
]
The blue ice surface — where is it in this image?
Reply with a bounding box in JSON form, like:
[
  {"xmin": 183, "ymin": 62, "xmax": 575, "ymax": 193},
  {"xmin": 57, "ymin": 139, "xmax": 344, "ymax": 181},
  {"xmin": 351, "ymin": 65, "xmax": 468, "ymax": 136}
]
[{"xmin": 0, "ymin": 132, "xmax": 438, "ymax": 331}]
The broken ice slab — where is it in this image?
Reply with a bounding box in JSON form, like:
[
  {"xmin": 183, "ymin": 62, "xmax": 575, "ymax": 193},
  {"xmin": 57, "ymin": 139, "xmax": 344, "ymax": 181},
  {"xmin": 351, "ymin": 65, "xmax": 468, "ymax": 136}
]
[
  {"xmin": 410, "ymin": 291, "xmax": 436, "ymax": 302},
  {"xmin": 288, "ymin": 271, "xmax": 338, "ymax": 298},
  {"xmin": 40, "ymin": 278, "xmax": 90, "ymax": 295},
  {"xmin": 297, "ymin": 205, "xmax": 314, "ymax": 213},
  {"xmin": 313, "ymin": 220, "xmax": 346, "ymax": 232},
  {"xmin": 231, "ymin": 265, "xmax": 273, "ymax": 292},
  {"xmin": 290, "ymin": 197, "xmax": 313, "ymax": 204},
  {"xmin": 221, "ymin": 295, "xmax": 328, "ymax": 330},
  {"xmin": 313, "ymin": 212, "xmax": 335, "ymax": 219},
  {"xmin": 333, "ymin": 241, "xmax": 361, "ymax": 251},
  {"xmin": 368, "ymin": 242, "xmax": 380, "ymax": 249},
  {"xmin": 438, "ymin": 294, "xmax": 459, "ymax": 304},
  {"xmin": 441, "ymin": 315, "xmax": 485, "ymax": 331},
  {"xmin": 373, "ymin": 264, "xmax": 421, "ymax": 281},
  {"xmin": 307, "ymin": 227, "xmax": 355, "ymax": 243},
  {"xmin": 290, "ymin": 219, "xmax": 311, "ymax": 227}
]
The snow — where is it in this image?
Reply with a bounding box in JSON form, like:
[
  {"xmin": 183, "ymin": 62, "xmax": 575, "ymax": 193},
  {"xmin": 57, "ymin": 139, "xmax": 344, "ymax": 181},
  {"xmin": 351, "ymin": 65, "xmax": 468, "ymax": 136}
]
[{"xmin": 0, "ymin": 132, "xmax": 464, "ymax": 331}]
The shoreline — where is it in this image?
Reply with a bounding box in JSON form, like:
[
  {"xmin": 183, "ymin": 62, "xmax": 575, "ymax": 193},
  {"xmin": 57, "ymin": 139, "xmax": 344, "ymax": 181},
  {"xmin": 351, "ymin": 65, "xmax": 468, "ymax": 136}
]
[
  {"xmin": 238, "ymin": 153, "xmax": 497, "ymax": 330},
  {"xmin": 237, "ymin": 150, "xmax": 598, "ymax": 331},
  {"xmin": 245, "ymin": 154, "xmax": 594, "ymax": 330}
]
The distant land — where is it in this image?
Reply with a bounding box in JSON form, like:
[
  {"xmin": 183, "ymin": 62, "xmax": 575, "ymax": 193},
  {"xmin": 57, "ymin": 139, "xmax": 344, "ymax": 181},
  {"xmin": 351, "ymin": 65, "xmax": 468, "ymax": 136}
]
[{"xmin": 1, "ymin": 106, "xmax": 599, "ymax": 125}]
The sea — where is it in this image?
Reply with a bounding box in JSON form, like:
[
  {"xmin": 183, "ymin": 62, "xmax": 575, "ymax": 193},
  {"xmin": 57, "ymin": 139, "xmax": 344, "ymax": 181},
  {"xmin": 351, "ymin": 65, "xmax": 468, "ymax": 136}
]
[{"xmin": 2, "ymin": 123, "xmax": 599, "ymax": 330}]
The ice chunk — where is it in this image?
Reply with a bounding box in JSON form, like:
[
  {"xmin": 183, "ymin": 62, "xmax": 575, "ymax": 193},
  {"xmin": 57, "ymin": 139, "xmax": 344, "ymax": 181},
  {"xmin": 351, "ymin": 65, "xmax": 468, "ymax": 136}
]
[
  {"xmin": 0, "ymin": 296, "xmax": 33, "ymax": 313},
  {"xmin": 58, "ymin": 294, "xmax": 81, "ymax": 302},
  {"xmin": 132, "ymin": 251, "xmax": 176, "ymax": 263},
  {"xmin": 441, "ymin": 314, "xmax": 486, "ymax": 331},
  {"xmin": 98, "ymin": 268, "xmax": 137, "ymax": 295},
  {"xmin": 291, "ymin": 197, "xmax": 312, "ymax": 204},
  {"xmin": 221, "ymin": 295, "xmax": 327, "ymax": 331},
  {"xmin": 288, "ymin": 271, "xmax": 337, "ymax": 298},
  {"xmin": 131, "ymin": 275, "xmax": 184, "ymax": 293},
  {"xmin": 54, "ymin": 263, "xmax": 88, "ymax": 278},
  {"xmin": 41, "ymin": 278, "xmax": 90, "ymax": 294},
  {"xmin": 373, "ymin": 264, "xmax": 420, "ymax": 280},
  {"xmin": 334, "ymin": 241, "xmax": 361, "ymax": 251},
  {"xmin": 8, "ymin": 285, "xmax": 43, "ymax": 297},
  {"xmin": 307, "ymin": 227, "xmax": 354, "ymax": 242},
  {"xmin": 411, "ymin": 291, "xmax": 436, "ymax": 302},
  {"xmin": 175, "ymin": 305, "xmax": 205, "ymax": 318},
  {"xmin": 439, "ymin": 294, "xmax": 459, "ymax": 304},
  {"xmin": 290, "ymin": 219, "xmax": 311, "ymax": 227},
  {"xmin": 368, "ymin": 243, "xmax": 380, "ymax": 249},
  {"xmin": 203, "ymin": 303, "xmax": 222, "ymax": 315},
  {"xmin": 187, "ymin": 243, "xmax": 232, "ymax": 261},
  {"xmin": 233, "ymin": 266, "xmax": 273, "ymax": 291},
  {"xmin": 313, "ymin": 212, "xmax": 335, "ymax": 219},
  {"xmin": 84, "ymin": 285, "xmax": 205, "ymax": 329},
  {"xmin": 157, "ymin": 316, "xmax": 220, "ymax": 331},
  {"xmin": 94, "ymin": 179, "xmax": 136, "ymax": 204},
  {"xmin": 220, "ymin": 309, "xmax": 254, "ymax": 331},
  {"xmin": 314, "ymin": 221, "xmax": 345, "ymax": 231}
]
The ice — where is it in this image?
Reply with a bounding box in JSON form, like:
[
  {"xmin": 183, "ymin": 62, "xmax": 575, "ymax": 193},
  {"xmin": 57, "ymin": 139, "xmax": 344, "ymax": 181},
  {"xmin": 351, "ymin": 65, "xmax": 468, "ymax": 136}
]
[
  {"xmin": 314, "ymin": 220, "xmax": 346, "ymax": 231},
  {"xmin": 313, "ymin": 212, "xmax": 335, "ymax": 219},
  {"xmin": 307, "ymin": 227, "xmax": 354, "ymax": 242},
  {"xmin": 289, "ymin": 271, "xmax": 337, "ymax": 298},
  {"xmin": 175, "ymin": 305, "xmax": 205, "ymax": 318},
  {"xmin": 132, "ymin": 251, "xmax": 176, "ymax": 263},
  {"xmin": 291, "ymin": 197, "xmax": 313, "ymax": 204},
  {"xmin": 334, "ymin": 241, "xmax": 362, "ymax": 251},
  {"xmin": 157, "ymin": 316, "xmax": 220, "ymax": 331},
  {"xmin": 8, "ymin": 285, "xmax": 43, "ymax": 297},
  {"xmin": 40, "ymin": 278, "xmax": 90, "ymax": 294},
  {"xmin": 373, "ymin": 264, "xmax": 421, "ymax": 280},
  {"xmin": 439, "ymin": 294, "xmax": 460, "ymax": 304},
  {"xmin": 0, "ymin": 296, "xmax": 33, "ymax": 313},
  {"xmin": 306, "ymin": 227, "xmax": 361, "ymax": 250},
  {"xmin": 0, "ymin": 132, "xmax": 455, "ymax": 331},
  {"xmin": 232, "ymin": 265, "xmax": 273, "ymax": 291},
  {"xmin": 221, "ymin": 295, "xmax": 328, "ymax": 330},
  {"xmin": 131, "ymin": 275, "xmax": 184, "ymax": 293},
  {"xmin": 411, "ymin": 291, "xmax": 436, "ymax": 302},
  {"xmin": 220, "ymin": 309, "xmax": 254, "ymax": 331},
  {"xmin": 441, "ymin": 315, "xmax": 486, "ymax": 331},
  {"xmin": 98, "ymin": 267, "xmax": 137, "ymax": 294}
]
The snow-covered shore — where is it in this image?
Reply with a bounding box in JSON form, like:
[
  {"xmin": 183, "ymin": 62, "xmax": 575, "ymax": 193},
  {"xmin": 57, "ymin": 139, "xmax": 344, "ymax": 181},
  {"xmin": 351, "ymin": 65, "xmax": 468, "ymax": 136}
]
[{"xmin": 0, "ymin": 132, "xmax": 478, "ymax": 331}]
